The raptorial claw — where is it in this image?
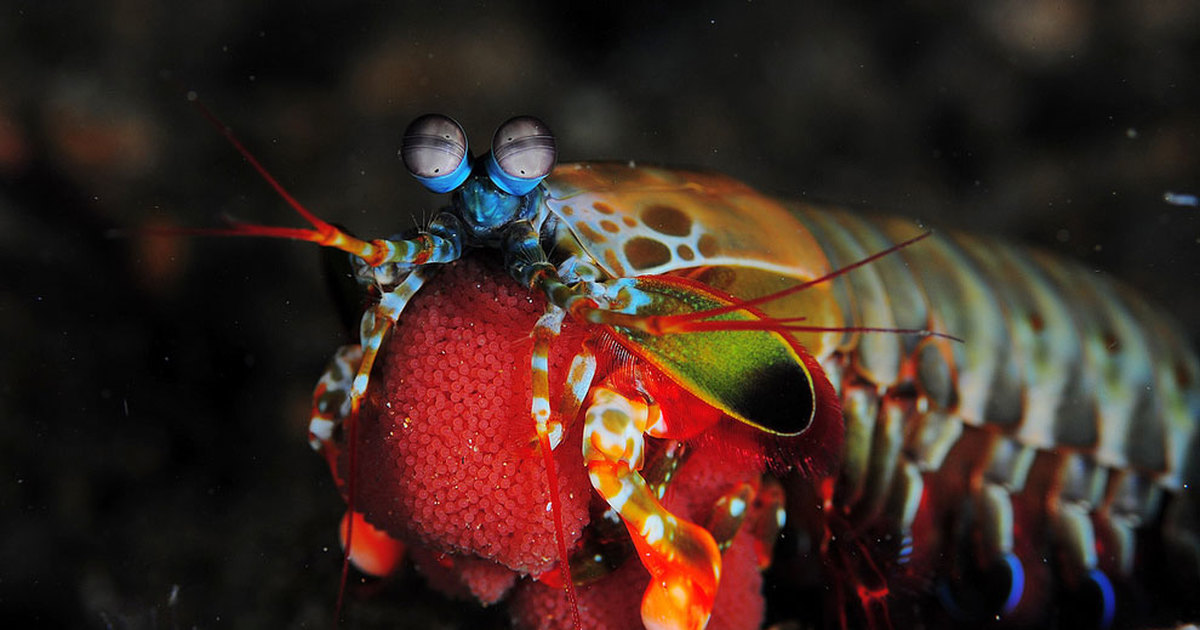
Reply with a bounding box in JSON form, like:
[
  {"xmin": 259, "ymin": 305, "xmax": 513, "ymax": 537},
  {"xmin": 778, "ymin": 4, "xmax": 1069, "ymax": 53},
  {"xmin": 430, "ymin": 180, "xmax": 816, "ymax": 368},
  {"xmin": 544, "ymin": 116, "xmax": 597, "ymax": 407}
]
[
  {"xmin": 583, "ymin": 384, "xmax": 723, "ymax": 630},
  {"xmin": 635, "ymin": 516, "xmax": 721, "ymax": 630}
]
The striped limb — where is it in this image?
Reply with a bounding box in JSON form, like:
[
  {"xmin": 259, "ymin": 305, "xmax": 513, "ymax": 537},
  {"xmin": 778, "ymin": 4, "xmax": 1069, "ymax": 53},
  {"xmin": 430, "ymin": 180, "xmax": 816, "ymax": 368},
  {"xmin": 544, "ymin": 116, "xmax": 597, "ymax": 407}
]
[
  {"xmin": 1050, "ymin": 453, "xmax": 1118, "ymax": 629},
  {"xmin": 706, "ymin": 476, "xmax": 787, "ymax": 570},
  {"xmin": 191, "ymin": 199, "xmax": 466, "ymax": 269},
  {"xmin": 528, "ymin": 305, "xmax": 587, "ymax": 626},
  {"xmin": 582, "ymin": 381, "xmax": 722, "ymax": 630},
  {"xmin": 500, "ymin": 220, "xmax": 632, "ymax": 329},
  {"xmin": 307, "ymin": 269, "xmax": 431, "ymax": 467},
  {"xmin": 180, "ymin": 108, "xmax": 467, "ymax": 269},
  {"xmin": 526, "ymin": 256, "xmax": 605, "ymax": 453},
  {"xmin": 307, "ymin": 344, "xmax": 364, "ymax": 481},
  {"xmin": 530, "ymin": 306, "xmax": 568, "ymax": 451},
  {"xmin": 305, "ymin": 269, "xmax": 430, "ymax": 577}
]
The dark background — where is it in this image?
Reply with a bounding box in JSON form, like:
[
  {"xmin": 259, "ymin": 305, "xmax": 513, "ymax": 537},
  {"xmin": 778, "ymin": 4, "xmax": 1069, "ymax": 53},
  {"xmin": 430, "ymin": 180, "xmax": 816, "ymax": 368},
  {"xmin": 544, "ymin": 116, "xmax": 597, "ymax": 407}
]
[{"xmin": 2, "ymin": 1, "xmax": 1197, "ymax": 628}]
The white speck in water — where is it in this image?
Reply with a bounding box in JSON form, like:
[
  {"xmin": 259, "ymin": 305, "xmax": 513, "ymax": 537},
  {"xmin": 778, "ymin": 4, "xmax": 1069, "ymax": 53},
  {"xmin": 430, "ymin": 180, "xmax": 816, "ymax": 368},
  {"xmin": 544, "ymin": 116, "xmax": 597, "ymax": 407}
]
[{"xmin": 1125, "ymin": 128, "xmax": 1138, "ymax": 139}]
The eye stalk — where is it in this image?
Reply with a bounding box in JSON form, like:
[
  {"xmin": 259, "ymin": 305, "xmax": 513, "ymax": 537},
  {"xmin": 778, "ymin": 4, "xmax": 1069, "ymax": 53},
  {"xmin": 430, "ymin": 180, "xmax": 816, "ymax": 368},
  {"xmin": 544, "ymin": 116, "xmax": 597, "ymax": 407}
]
[
  {"xmin": 486, "ymin": 116, "xmax": 556, "ymax": 196},
  {"xmin": 400, "ymin": 114, "xmax": 472, "ymax": 193}
]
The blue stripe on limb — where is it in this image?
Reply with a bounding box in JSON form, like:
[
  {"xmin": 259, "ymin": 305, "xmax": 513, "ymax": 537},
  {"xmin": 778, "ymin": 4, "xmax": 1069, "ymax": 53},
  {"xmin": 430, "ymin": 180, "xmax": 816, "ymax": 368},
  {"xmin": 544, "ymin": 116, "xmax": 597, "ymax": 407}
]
[
  {"xmin": 307, "ymin": 270, "xmax": 429, "ymax": 478},
  {"xmin": 379, "ymin": 212, "xmax": 465, "ymax": 265},
  {"xmin": 308, "ymin": 345, "xmax": 365, "ymax": 452},
  {"xmin": 335, "ymin": 268, "xmax": 429, "ymax": 600}
]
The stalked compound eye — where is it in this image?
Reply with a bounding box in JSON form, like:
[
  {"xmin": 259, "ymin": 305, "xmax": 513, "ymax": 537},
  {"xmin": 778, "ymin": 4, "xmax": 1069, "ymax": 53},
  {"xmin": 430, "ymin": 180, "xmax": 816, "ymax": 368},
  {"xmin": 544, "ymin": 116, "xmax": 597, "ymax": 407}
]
[
  {"xmin": 486, "ymin": 116, "xmax": 556, "ymax": 195},
  {"xmin": 400, "ymin": 114, "xmax": 471, "ymax": 193}
]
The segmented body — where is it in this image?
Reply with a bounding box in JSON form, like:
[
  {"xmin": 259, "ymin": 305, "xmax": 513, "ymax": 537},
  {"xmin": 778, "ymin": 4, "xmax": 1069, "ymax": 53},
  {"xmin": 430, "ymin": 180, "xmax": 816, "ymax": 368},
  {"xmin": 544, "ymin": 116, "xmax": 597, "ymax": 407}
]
[
  {"xmin": 775, "ymin": 207, "xmax": 1200, "ymax": 628},
  {"xmin": 533, "ymin": 163, "xmax": 1200, "ymax": 627},
  {"xmin": 193, "ymin": 107, "xmax": 1198, "ymax": 628}
]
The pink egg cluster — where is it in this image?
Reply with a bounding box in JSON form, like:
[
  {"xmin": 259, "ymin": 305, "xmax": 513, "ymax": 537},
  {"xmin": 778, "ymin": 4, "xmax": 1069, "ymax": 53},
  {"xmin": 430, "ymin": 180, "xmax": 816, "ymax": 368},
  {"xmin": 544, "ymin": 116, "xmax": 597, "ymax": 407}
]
[
  {"xmin": 351, "ymin": 254, "xmax": 591, "ymax": 585},
  {"xmin": 345, "ymin": 254, "xmax": 773, "ymax": 628}
]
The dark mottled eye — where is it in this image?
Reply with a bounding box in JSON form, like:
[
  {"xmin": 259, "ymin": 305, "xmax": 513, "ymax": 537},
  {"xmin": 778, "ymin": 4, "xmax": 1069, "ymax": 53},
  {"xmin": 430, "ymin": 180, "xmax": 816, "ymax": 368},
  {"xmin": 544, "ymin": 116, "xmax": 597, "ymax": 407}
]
[
  {"xmin": 486, "ymin": 116, "xmax": 556, "ymax": 195},
  {"xmin": 400, "ymin": 114, "xmax": 471, "ymax": 193}
]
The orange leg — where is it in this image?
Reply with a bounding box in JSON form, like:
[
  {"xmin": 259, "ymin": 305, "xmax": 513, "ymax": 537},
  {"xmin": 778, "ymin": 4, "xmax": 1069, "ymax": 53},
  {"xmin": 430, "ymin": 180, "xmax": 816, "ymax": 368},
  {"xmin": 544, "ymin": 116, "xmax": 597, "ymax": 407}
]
[{"xmin": 582, "ymin": 384, "xmax": 722, "ymax": 630}]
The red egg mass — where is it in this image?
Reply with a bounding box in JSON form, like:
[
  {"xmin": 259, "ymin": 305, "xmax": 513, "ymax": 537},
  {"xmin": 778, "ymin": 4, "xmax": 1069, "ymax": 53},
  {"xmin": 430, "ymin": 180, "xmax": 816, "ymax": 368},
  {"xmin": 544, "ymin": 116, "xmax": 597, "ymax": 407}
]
[{"xmin": 343, "ymin": 254, "xmax": 780, "ymax": 629}]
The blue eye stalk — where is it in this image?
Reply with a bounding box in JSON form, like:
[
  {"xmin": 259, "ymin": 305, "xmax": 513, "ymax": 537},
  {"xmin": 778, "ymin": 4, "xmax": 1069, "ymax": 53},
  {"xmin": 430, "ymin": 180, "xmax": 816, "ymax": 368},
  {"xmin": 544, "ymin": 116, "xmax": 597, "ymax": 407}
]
[
  {"xmin": 486, "ymin": 116, "xmax": 557, "ymax": 195},
  {"xmin": 400, "ymin": 114, "xmax": 473, "ymax": 193},
  {"xmin": 401, "ymin": 114, "xmax": 557, "ymax": 197}
]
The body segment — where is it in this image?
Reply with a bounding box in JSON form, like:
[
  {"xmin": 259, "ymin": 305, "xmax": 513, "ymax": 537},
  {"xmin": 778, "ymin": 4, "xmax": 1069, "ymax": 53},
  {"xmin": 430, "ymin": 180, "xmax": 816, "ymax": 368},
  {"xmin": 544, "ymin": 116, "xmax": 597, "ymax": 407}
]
[{"xmin": 779, "ymin": 205, "xmax": 1200, "ymax": 627}]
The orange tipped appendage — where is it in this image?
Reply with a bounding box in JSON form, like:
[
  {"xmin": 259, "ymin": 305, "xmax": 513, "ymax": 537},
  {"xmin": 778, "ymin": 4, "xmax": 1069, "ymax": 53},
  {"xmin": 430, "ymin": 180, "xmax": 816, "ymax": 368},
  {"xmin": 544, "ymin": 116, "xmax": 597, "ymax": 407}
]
[
  {"xmin": 589, "ymin": 456, "xmax": 721, "ymax": 630},
  {"xmin": 633, "ymin": 510, "xmax": 721, "ymax": 630},
  {"xmin": 339, "ymin": 510, "xmax": 405, "ymax": 578},
  {"xmin": 583, "ymin": 385, "xmax": 721, "ymax": 630}
]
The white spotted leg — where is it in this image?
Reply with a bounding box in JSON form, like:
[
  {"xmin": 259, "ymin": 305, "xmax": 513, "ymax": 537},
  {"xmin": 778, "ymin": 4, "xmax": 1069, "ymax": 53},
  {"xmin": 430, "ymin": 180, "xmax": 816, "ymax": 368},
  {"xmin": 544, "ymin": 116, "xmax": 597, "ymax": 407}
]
[
  {"xmin": 531, "ymin": 306, "xmax": 567, "ymax": 450},
  {"xmin": 581, "ymin": 380, "xmax": 722, "ymax": 630},
  {"xmin": 308, "ymin": 344, "xmax": 364, "ymax": 483},
  {"xmin": 307, "ymin": 269, "xmax": 430, "ymax": 470},
  {"xmin": 305, "ymin": 269, "xmax": 430, "ymax": 587},
  {"xmin": 527, "ymin": 305, "xmax": 592, "ymax": 627}
]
